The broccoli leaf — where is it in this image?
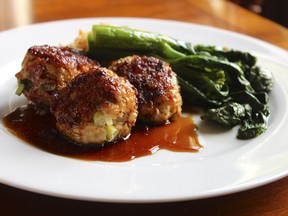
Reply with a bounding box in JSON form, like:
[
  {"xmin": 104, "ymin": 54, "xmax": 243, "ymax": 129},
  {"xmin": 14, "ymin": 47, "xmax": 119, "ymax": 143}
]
[
  {"xmin": 237, "ymin": 106, "xmax": 270, "ymax": 139},
  {"xmin": 193, "ymin": 45, "xmax": 257, "ymax": 68},
  {"xmin": 244, "ymin": 66, "xmax": 274, "ymax": 93},
  {"xmin": 201, "ymin": 102, "xmax": 251, "ymax": 128}
]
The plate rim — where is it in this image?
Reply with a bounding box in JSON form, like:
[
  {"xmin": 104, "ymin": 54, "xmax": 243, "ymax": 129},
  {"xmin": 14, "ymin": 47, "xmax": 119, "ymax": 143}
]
[{"xmin": 0, "ymin": 17, "xmax": 288, "ymax": 203}]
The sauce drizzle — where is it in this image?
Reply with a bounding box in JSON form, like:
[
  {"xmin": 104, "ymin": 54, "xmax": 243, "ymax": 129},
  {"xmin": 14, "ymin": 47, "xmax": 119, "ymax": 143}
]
[{"xmin": 3, "ymin": 104, "xmax": 202, "ymax": 162}]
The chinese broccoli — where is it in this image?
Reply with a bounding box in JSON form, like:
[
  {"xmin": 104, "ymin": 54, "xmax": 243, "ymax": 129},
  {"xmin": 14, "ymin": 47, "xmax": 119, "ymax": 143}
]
[{"xmin": 87, "ymin": 24, "xmax": 273, "ymax": 139}]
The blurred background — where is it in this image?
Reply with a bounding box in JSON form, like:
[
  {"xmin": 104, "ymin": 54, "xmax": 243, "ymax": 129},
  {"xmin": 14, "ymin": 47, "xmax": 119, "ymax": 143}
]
[
  {"xmin": 0, "ymin": 0, "xmax": 287, "ymax": 31},
  {"xmin": 229, "ymin": 0, "xmax": 288, "ymax": 27}
]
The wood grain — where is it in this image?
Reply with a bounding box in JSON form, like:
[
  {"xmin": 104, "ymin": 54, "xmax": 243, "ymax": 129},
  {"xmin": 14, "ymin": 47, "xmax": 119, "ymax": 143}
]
[
  {"xmin": 0, "ymin": 0, "xmax": 288, "ymax": 215},
  {"xmin": 1, "ymin": 177, "xmax": 288, "ymax": 216},
  {"xmin": 1, "ymin": 0, "xmax": 287, "ymax": 49}
]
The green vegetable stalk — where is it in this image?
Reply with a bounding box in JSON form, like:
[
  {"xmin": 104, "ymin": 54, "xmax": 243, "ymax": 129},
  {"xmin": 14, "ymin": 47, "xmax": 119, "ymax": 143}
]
[
  {"xmin": 87, "ymin": 24, "xmax": 273, "ymax": 139},
  {"xmin": 88, "ymin": 25, "xmax": 193, "ymax": 61}
]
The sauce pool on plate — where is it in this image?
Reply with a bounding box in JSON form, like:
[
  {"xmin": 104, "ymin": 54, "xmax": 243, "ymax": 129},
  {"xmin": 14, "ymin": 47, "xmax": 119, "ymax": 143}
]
[{"xmin": 3, "ymin": 104, "xmax": 202, "ymax": 162}]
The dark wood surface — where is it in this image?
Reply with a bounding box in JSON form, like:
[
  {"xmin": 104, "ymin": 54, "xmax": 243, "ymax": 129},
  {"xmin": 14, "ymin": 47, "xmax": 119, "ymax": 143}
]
[{"xmin": 1, "ymin": 0, "xmax": 288, "ymax": 215}]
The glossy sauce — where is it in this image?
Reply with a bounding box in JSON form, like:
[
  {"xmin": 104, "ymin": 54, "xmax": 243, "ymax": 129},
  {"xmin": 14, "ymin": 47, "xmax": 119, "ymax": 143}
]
[{"xmin": 3, "ymin": 104, "xmax": 202, "ymax": 162}]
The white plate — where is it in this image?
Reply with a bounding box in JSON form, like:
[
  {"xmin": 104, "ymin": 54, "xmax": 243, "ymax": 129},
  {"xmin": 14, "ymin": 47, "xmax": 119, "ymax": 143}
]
[{"xmin": 0, "ymin": 18, "xmax": 288, "ymax": 203}]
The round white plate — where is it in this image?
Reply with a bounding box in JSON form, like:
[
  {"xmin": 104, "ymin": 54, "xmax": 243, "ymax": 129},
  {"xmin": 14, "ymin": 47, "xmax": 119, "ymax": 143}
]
[{"xmin": 0, "ymin": 18, "xmax": 288, "ymax": 203}]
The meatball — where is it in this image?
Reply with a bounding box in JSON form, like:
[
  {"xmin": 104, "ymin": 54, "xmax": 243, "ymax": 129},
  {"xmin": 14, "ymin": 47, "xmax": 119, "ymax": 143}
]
[
  {"xmin": 109, "ymin": 55, "xmax": 182, "ymax": 124},
  {"xmin": 15, "ymin": 45, "xmax": 99, "ymax": 107},
  {"xmin": 51, "ymin": 67, "xmax": 138, "ymax": 145}
]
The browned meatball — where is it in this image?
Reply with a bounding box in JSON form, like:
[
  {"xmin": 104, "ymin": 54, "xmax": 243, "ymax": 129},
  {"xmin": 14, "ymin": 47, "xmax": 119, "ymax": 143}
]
[
  {"xmin": 15, "ymin": 45, "xmax": 99, "ymax": 107},
  {"xmin": 51, "ymin": 67, "xmax": 138, "ymax": 145},
  {"xmin": 109, "ymin": 55, "xmax": 182, "ymax": 124}
]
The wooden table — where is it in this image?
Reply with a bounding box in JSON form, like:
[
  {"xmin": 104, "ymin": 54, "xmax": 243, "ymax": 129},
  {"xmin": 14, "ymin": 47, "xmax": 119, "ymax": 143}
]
[{"xmin": 0, "ymin": 0, "xmax": 288, "ymax": 215}]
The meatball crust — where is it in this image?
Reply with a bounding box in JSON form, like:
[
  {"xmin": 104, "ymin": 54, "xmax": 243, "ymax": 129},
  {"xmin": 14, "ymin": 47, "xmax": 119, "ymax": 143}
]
[
  {"xmin": 15, "ymin": 45, "xmax": 99, "ymax": 107},
  {"xmin": 51, "ymin": 67, "xmax": 138, "ymax": 145},
  {"xmin": 109, "ymin": 55, "xmax": 182, "ymax": 124}
]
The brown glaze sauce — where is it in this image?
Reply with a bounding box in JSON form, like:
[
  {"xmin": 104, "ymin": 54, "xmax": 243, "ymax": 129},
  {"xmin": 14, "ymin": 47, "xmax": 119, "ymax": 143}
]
[{"xmin": 2, "ymin": 104, "xmax": 202, "ymax": 162}]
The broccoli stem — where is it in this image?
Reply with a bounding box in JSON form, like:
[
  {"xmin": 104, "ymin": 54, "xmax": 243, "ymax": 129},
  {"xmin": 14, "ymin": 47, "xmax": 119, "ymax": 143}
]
[
  {"xmin": 178, "ymin": 77, "xmax": 224, "ymax": 106},
  {"xmin": 88, "ymin": 25, "xmax": 192, "ymax": 61}
]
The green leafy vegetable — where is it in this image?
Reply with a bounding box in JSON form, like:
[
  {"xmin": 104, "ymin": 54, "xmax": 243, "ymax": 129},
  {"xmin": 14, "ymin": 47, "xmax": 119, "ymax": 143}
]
[
  {"xmin": 87, "ymin": 24, "xmax": 273, "ymax": 139},
  {"xmin": 201, "ymin": 102, "xmax": 251, "ymax": 128},
  {"xmin": 237, "ymin": 106, "xmax": 270, "ymax": 139}
]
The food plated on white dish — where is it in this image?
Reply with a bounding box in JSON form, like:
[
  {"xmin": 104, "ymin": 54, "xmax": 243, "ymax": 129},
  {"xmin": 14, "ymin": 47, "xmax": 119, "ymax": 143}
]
[{"xmin": 0, "ymin": 18, "xmax": 288, "ymax": 203}]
